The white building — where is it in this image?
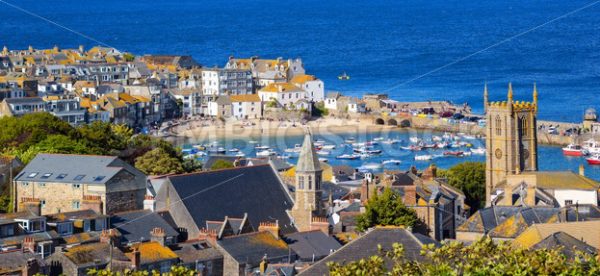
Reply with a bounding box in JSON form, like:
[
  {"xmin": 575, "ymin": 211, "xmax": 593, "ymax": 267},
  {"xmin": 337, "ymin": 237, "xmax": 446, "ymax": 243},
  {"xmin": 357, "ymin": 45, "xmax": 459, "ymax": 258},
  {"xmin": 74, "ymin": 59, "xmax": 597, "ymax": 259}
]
[
  {"xmin": 258, "ymin": 83, "xmax": 306, "ymax": 109},
  {"xmin": 324, "ymin": 91, "xmax": 341, "ymax": 111},
  {"xmin": 225, "ymin": 56, "xmax": 305, "ymax": 88},
  {"xmin": 291, "ymin": 74, "xmax": 324, "ymax": 102},
  {"xmin": 230, "ymin": 94, "xmax": 262, "ymax": 119},
  {"xmin": 201, "ymin": 68, "xmax": 253, "ymax": 96}
]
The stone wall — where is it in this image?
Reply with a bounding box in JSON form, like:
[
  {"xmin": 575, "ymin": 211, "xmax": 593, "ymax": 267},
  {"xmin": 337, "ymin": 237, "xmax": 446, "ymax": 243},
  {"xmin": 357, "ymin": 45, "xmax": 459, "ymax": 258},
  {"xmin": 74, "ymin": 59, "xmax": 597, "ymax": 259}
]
[{"xmin": 105, "ymin": 188, "xmax": 145, "ymax": 215}]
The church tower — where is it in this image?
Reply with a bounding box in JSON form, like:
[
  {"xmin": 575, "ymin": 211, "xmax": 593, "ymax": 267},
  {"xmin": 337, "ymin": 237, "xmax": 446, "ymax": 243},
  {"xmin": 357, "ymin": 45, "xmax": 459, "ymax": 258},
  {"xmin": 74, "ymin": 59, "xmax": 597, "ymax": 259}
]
[
  {"xmin": 291, "ymin": 132, "xmax": 323, "ymax": 231},
  {"xmin": 485, "ymin": 83, "xmax": 538, "ymax": 206}
]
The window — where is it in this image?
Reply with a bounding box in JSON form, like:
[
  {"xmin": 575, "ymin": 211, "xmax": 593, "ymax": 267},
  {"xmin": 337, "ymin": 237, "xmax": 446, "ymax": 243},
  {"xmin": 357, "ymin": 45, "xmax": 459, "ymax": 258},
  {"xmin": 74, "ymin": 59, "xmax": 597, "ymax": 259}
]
[
  {"xmin": 495, "ymin": 115, "xmax": 502, "ymax": 136},
  {"xmin": 38, "ymin": 183, "xmax": 46, "ymax": 187},
  {"xmin": 27, "ymin": 172, "xmax": 38, "ymax": 178},
  {"xmin": 73, "ymin": 175, "xmax": 85, "ymax": 181},
  {"xmin": 41, "ymin": 173, "xmax": 52, "ymax": 179},
  {"xmin": 56, "ymin": 174, "xmax": 67, "ymax": 180},
  {"xmin": 72, "ymin": 201, "xmax": 80, "ymax": 209},
  {"xmin": 40, "ymin": 200, "xmax": 46, "ymax": 208},
  {"xmin": 72, "ymin": 184, "xmax": 81, "ymax": 189},
  {"xmin": 308, "ymin": 175, "xmax": 313, "ymax": 189},
  {"xmin": 520, "ymin": 116, "xmax": 528, "ymax": 137},
  {"xmin": 93, "ymin": 176, "xmax": 106, "ymax": 182},
  {"xmin": 565, "ymin": 200, "xmax": 573, "ymax": 206},
  {"xmin": 298, "ymin": 176, "xmax": 304, "ymax": 189},
  {"xmin": 21, "ymin": 182, "xmax": 29, "ymax": 187}
]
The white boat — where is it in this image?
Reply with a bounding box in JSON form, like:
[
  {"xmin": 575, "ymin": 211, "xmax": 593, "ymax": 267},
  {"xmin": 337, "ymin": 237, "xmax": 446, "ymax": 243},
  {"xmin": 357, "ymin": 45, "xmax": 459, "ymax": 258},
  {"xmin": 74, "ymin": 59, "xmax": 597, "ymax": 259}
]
[
  {"xmin": 255, "ymin": 145, "xmax": 270, "ymax": 150},
  {"xmin": 248, "ymin": 140, "xmax": 258, "ymax": 144},
  {"xmin": 196, "ymin": 151, "xmax": 207, "ymax": 157},
  {"xmin": 256, "ymin": 150, "xmax": 276, "ymax": 157},
  {"xmin": 336, "ymin": 154, "xmax": 360, "ymax": 160},
  {"xmin": 360, "ymin": 163, "xmax": 383, "ymax": 170},
  {"xmin": 409, "ymin": 137, "xmax": 420, "ymax": 143},
  {"xmin": 235, "ymin": 152, "xmax": 246, "ymax": 157},
  {"xmin": 382, "ymin": 159, "xmax": 402, "ymax": 165},
  {"xmin": 583, "ymin": 139, "xmax": 600, "ymax": 155},
  {"xmin": 345, "ymin": 137, "xmax": 356, "ymax": 143},
  {"xmin": 321, "ymin": 144, "xmax": 336, "ymax": 150},
  {"xmin": 382, "ymin": 139, "xmax": 401, "ymax": 145},
  {"xmin": 470, "ymin": 148, "xmax": 486, "ymax": 155},
  {"xmin": 373, "ymin": 137, "xmax": 384, "ymax": 141},
  {"xmin": 414, "ymin": 155, "xmax": 433, "ymax": 161},
  {"xmin": 318, "ymin": 158, "xmax": 328, "ymax": 163},
  {"xmin": 351, "ymin": 142, "xmax": 366, "ymax": 148},
  {"xmin": 314, "ymin": 139, "xmax": 326, "ymax": 147},
  {"xmin": 229, "ymin": 148, "xmax": 239, "ymax": 152},
  {"xmin": 432, "ymin": 135, "xmax": 443, "ymax": 142},
  {"xmin": 316, "ymin": 150, "xmax": 330, "ymax": 156},
  {"xmin": 442, "ymin": 132, "xmax": 452, "ymax": 140}
]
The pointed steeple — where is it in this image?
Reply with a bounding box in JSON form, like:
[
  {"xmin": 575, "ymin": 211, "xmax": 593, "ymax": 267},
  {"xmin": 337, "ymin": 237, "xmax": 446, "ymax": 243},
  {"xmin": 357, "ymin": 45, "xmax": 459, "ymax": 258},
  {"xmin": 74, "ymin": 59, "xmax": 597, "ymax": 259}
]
[
  {"xmin": 483, "ymin": 82, "xmax": 489, "ymax": 114},
  {"xmin": 507, "ymin": 82, "xmax": 513, "ymax": 102},
  {"xmin": 532, "ymin": 82, "xmax": 538, "ymax": 104},
  {"xmin": 296, "ymin": 132, "xmax": 321, "ymax": 172}
]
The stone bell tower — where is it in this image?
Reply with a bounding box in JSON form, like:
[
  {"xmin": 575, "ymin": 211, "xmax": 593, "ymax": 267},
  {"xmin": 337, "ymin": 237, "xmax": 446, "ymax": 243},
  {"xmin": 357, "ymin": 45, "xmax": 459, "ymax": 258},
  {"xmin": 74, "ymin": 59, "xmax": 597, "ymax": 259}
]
[
  {"xmin": 291, "ymin": 131, "xmax": 323, "ymax": 231},
  {"xmin": 485, "ymin": 83, "xmax": 538, "ymax": 206}
]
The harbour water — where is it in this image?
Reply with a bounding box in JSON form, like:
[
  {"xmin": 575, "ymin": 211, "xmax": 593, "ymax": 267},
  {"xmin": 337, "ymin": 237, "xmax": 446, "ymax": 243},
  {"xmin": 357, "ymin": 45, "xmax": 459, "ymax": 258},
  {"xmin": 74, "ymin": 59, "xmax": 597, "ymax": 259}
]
[
  {"xmin": 2, "ymin": 0, "xmax": 600, "ymax": 122},
  {"xmin": 178, "ymin": 130, "xmax": 600, "ymax": 180}
]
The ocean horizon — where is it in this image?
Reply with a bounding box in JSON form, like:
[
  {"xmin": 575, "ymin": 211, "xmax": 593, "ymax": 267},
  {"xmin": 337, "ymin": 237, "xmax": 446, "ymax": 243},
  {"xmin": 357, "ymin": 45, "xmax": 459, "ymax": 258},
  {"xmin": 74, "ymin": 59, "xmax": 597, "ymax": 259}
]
[{"xmin": 2, "ymin": 0, "xmax": 599, "ymax": 122}]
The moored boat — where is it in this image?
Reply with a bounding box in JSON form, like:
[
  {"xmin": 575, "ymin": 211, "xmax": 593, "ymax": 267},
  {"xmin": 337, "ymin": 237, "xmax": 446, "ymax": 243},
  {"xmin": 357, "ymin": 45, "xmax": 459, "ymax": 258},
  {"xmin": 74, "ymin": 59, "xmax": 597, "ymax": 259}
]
[
  {"xmin": 336, "ymin": 154, "xmax": 360, "ymax": 160},
  {"xmin": 414, "ymin": 155, "xmax": 433, "ymax": 161},
  {"xmin": 382, "ymin": 159, "xmax": 402, "ymax": 165},
  {"xmin": 562, "ymin": 144, "xmax": 587, "ymax": 156},
  {"xmin": 586, "ymin": 154, "xmax": 600, "ymax": 165}
]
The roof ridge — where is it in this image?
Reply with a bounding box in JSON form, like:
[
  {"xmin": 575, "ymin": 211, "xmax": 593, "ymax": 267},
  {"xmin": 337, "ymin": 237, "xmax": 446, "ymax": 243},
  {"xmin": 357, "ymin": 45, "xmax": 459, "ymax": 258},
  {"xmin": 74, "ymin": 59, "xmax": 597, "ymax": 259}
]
[{"xmin": 168, "ymin": 163, "xmax": 271, "ymax": 179}]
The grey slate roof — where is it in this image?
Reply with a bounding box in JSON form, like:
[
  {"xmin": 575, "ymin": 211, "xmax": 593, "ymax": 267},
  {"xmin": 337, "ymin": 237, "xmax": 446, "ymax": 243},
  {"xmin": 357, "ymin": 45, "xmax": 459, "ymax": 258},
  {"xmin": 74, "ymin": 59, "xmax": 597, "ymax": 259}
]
[
  {"xmin": 110, "ymin": 209, "xmax": 179, "ymax": 244},
  {"xmin": 296, "ymin": 134, "xmax": 321, "ymax": 172},
  {"xmin": 15, "ymin": 154, "xmax": 145, "ymax": 192},
  {"xmin": 217, "ymin": 231, "xmax": 294, "ymax": 266},
  {"xmin": 172, "ymin": 241, "xmax": 223, "ymax": 264},
  {"xmin": 0, "ymin": 250, "xmax": 46, "ymax": 273},
  {"xmin": 165, "ymin": 164, "xmax": 297, "ymax": 234},
  {"xmin": 4, "ymin": 97, "xmax": 44, "ymax": 104},
  {"xmin": 299, "ymin": 227, "xmax": 439, "ymax": 275},
  {"xmin": 285, "ymin": 230, "xmax": 341, "ymax": 261},
  {"xmin": 532, "ymin": 231, "xmax": 598, "ymax": 258}
]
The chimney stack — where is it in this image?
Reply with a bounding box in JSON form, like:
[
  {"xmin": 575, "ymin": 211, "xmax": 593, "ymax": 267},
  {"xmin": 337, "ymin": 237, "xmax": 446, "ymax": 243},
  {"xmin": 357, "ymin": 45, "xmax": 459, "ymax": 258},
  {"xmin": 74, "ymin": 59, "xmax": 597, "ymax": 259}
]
[
  {"xmin": 198, "ymin": 228, "xmax": 218, "ymax": 246},
  {"xmin": 100, "ymin": 229, "xmax": 119, "ymax": 245},
  {"xmin": 258, "ymin": 221, "xmax": 280, "ymax": 239},
  {"xmin": 22, "ymin": 236, "xmax": 36, "ymax": 253},
  {"xmin": 143, "ymin": 195, "xmax": 156, "ymax": 212},
  {"xmin": 150, "ymin": 227, "xmax": 167, "ymax": 247},
  {"xmin": 310, "ymin": 216, "xmax": 330, "ymax": 235},
  {"xmin": 131, "ymin": 248, "xmax": 141, "ymax": 270}
]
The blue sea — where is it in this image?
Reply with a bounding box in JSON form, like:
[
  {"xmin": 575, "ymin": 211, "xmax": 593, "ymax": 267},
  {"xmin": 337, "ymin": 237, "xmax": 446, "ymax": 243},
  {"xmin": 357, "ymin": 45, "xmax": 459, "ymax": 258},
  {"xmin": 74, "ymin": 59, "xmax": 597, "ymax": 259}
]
[{"xmin": 3, "ymin": 0, "xmax": 600, "ymax": 178}]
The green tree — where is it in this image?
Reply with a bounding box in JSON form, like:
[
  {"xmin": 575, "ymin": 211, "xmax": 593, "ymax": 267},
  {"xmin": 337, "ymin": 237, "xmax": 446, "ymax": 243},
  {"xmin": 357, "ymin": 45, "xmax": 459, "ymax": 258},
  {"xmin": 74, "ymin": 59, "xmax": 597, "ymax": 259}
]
[
  {"xmin": 0, "ymin": 112, "xmax": 77, "ymax": 152},
  {"xmin": 182, "ymin": 158, "xmax": 202, "ymax": 173},
  {"xmin": 442, "ymin": 161, "xmax": 486, "ymax": 211},
  {"xmin": 313, "ymin": 101, "xmax": 329, "ymax": 117},
  {"xmin": 111, "ymin": 124, "xmax": 134, "ymax": 143},
  {"xmin": 135, "ymin": 148, "xmax": 185, "ymax": 175},
  {"xmin": 210, "ymin": 159, "xmax": 234, "ymax": 170},
  {"xmin": 14, "ymin": 134, "xmax": 102, "ymax": 163},
  {"xmin": 123, "ymin": 53, "xmax": 135, "ymax": 62},
  {"xmin": 355, "ymin": 188, "xmax": 419, "ymax": 232},
  {"xmin": 87, "ymin": 265, "xmax": 196, "ymax": 276},
  {"xmin": 329, "ymin": 237, "xmax": 600, "ymax": 275}
]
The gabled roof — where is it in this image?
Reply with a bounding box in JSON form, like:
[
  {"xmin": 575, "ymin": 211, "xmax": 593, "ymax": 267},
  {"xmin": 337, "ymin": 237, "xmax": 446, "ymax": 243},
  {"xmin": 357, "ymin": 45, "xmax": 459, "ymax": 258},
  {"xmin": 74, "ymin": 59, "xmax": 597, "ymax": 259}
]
[
  {"xmin": 260, "ymin": 82, "xmax": 303, "ymax": 93},
  {"xmin": 172, "ymin": 240, "xmax": 223, "ymax": 264},
  {"xmin": 285, "ymin": 230, "xmax": 341, "ymax": 261},
  {"xmin": 165, "ymin": 165, "xmax": 296, "ymax": 234},
  {"xmin": 299, "ymin": 227, "xmax": 439, "ymax": 275},
  {"xmin": 531, "ymin": 232, "xmax": 597, "ymax": 258},
  {"xmin": 15, "ymin": 154, "xmax": 144, "ymax": 190},
  {"xmin": 296, "ymin": 134, "xmax": 321, "ymax": 173},
  {"xmin": 230, "ymin": 94, "xmax": 261, "ymax": 103},
  {"xmin": 110, "ymin": 209, "xmax": 179, "ymax": 244},
  {"xmin": 217, "ymin": 231, "xmax": 291, "ymax": 266},
  {"xmin": 0, "ymin": 250, "xmax": 46, "ymax": 273},
  {"xmin": 522, "ymin": 171, "xmax": 600, "ymax": 190},
  {"xmin": 513, "ymin": 220, "xmax": 600, "ymax": 249},
  {"xmin": 457, "ymin": 206, "xmax": 561, "ymax": 236},
  {"xmin": 290, "ymin": 74, "xmax": 317, "ymax": 84},
  {"xmin": 127, "ymin": 241, "xmax": 178, "ymax": 265}
]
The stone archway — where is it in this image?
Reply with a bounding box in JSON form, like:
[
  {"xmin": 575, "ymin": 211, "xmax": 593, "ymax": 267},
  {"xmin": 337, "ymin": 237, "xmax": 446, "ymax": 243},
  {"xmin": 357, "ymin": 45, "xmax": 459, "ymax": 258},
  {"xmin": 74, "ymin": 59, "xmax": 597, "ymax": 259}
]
[
  {"xmin": 387, "ymin": 119, "xmax": 398, "ymax": 126},
  {"xmin": 400, "ymin": 119, "xmax": 411, "ymax": 128},
  {"xmin": 375, "ymin": 118, "xmax": 385, "ymax": 125}
]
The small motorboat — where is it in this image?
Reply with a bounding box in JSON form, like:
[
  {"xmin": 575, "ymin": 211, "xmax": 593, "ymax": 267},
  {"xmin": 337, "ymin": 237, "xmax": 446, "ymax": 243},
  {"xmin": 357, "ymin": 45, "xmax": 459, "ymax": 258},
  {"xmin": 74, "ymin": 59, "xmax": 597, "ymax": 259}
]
[
  {"xmin": 321, "ymin": 144, "xmax": 336, "ymax": 150},
  {"xmin": 229, "ymin": 148, "xmax": 240, "ymax": 152},
  {"xmin": 401, "ymin": 145, "xmax": 422, "ymax": 151},
  {"xmin": 208, "ymin": 147, "xmax": 226, "ymax": 154},
  {"xmin": 382, "ymin": 139, "xmax": 401, "ymax": 145},
  {"xmin": 409, "ymin": 137, "xmax": 421, "ymax": 144},
  {"xmin": 338, "ymin": 71, "xmax": 350, "ymax": 80},
  {"xmin": 235, "ymin": 152, "xmax": 246, "ymax": 157},
  {"xmin": 359, "ymin": 163, "xmax": 383, "ymax": 170},
  {"xmin": 316, "ymin": 150, "xmax": 330, "ymax": 156},
  {"xmin": 373, "ymin": 137, "xmax": 384, "ymax": 141},
  {"xmin": 470, "ymin": 148, "xmax": 486, "ymax": 155},
  {"xmin": 255, "ymin": 145, "xmax": 270, "ymax": 150},
  {"xmin": 248, "ymin": 140, "xmax": 259, "ymax": 144},
  {"xmin": 583, "ymin": 139, "xmax": 600, "ymax": 155},
  {"xmin": 256, "ymin": 150, "xmax": 276, "ymax": 157},
  {"xmin": 414, "ymin": 155, "xmax": 433, "ymax": 161},
  {"xmin": 562, "ymin": 144, "xmax": 587, "ymax": 157},
  {"xmin": 192, "ymin": 144, "xmax": 206, "ymax": 150},
  {"xmin": 444, "ymin": 151, "xmax": 464, "ymax": 157},
  {"xmin": 345, "ymin": 137, "xmax": 356, "ymax": 143},
  {"xmin": 336, "ymin": 154, "xmax": 360, "ymax": 160},
  {"xmin": 382, "ymin": 159, "xmax": 402, "ymax": 165},
  {"xmin": 432, "ymin": 135, "xmax": 443, "ymax": 142},
  {"xmin": 586, "ymin": 154, "xmax": 600, "ymax": 165},
  {"xmin": 318, "ymin": 158, "xmax": 328, "ymax": 163}
]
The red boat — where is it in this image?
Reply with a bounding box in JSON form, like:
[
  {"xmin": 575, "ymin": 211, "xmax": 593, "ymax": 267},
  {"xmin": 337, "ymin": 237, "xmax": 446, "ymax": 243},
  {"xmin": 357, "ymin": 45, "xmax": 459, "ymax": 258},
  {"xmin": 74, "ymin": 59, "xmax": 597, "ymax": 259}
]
[
  {"xmin": 587, "ymin": 154, "xmax": 600, "ymax": 165},
  {"xmin": 444, "ymin": 151, "xmax": 464, "ymax": 156},
  {"xmin": 562, "ymin": 144, "xmax": 587, "ymax": 157}
]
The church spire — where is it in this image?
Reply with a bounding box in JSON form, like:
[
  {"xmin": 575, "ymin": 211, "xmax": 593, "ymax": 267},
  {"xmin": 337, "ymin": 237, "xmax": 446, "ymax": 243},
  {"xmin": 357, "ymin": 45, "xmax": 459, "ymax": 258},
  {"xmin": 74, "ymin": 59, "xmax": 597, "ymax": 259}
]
[
  {"xmin": 296, "ymin": 132, "xmax": 321, "ymax": 172},
  {"xmin": 483, "ymin": 82, "xmax": 489, "ymax": 114},
  {"xmin": 507, "ymin": 82, "xmax": 513, "ymax": 102}
]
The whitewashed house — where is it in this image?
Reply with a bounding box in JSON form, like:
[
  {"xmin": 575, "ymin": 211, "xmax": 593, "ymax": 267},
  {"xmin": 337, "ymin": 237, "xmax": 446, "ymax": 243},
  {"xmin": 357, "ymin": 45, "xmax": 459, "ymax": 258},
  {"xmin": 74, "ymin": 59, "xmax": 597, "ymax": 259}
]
[
  {"xmin": 258, "ymin": 82, "xmax": 306, "ymax": 109},
  {"xmin": 324, "ymin": 91, "xmax": 341, "ymax": 111},
  {"xmin": 201, "ymin": 68, "xmax": 253, "ymax": 96},
  {"xmin": 230, "ymin": 94, "xmax": 262, "ymax": 119},
  {"xmin": 291, "ymin": 74, "xmax": 324, "ymax": 102}
]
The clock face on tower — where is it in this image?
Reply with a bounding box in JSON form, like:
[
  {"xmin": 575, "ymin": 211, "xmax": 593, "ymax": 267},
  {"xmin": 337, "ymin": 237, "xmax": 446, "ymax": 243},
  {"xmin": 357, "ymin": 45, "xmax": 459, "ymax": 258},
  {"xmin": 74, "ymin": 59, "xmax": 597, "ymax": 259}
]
[{"xmin": 495, "ymin": 148, "xmax": 503, "ymax": 159}]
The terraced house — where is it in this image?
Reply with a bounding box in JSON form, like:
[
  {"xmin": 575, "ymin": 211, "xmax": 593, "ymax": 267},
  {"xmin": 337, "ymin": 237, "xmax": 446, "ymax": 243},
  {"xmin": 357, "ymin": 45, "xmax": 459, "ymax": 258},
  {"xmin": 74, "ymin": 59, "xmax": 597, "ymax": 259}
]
[{"xmin": 15, "ymin": 154, "xmax": 146, "ymax": 215}]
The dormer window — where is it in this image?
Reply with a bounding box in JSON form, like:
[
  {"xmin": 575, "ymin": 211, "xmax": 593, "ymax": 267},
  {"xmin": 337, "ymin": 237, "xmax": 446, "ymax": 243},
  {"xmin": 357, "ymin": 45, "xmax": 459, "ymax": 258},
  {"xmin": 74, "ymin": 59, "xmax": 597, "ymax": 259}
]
[
  {"xmin": 41, "ymin": 173, "xmax": 52, "ymax": 179},
  {"xmin": 27, "ymin": 172, "xmax": 38, "ymax": 178}
]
